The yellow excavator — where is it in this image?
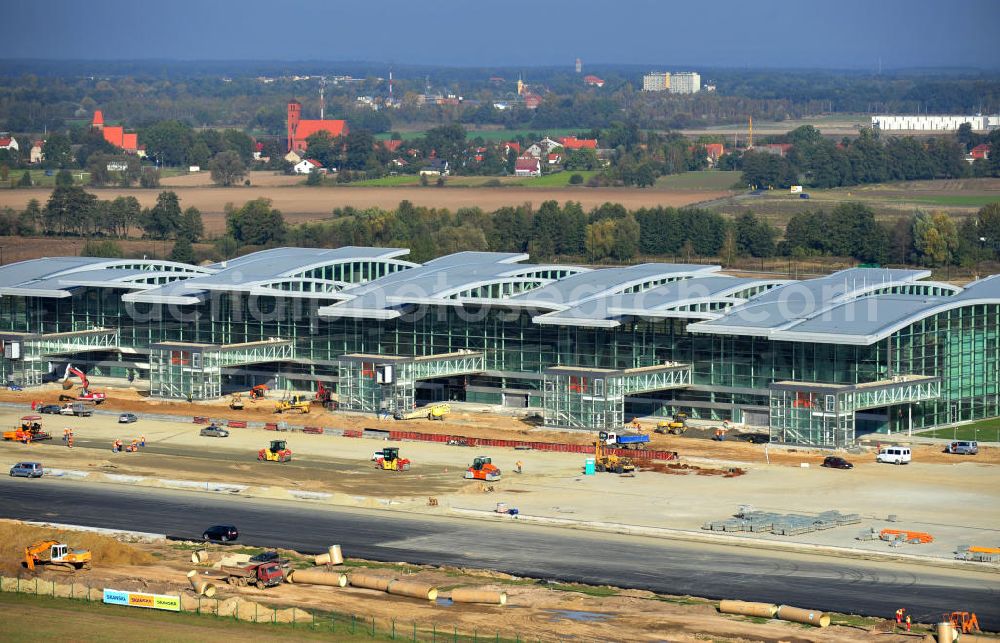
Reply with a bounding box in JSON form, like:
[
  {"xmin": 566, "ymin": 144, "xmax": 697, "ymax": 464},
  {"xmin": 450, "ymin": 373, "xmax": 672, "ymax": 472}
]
[
  {"xmin": 229, "ymin": 393, "xmax": 245, "ymax": 410},
  {"xmin": 24, "ymin": 540, "xmax": 92, "ymax": 571},
  {"xmin": 274, "ymin": 394, "xmax": 310, "ymax": 414},
  {"xmin": 594, "ymin": 441, "xmax": 635, "ymax": 474}
]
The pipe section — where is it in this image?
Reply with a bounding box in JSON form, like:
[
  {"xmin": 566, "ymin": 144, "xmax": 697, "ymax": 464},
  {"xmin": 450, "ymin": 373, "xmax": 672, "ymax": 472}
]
[
  {"xmin": 187, "ymin": 569, "xmax": 216, "ymax": 597},
  {"xmin": 776, "ymin": 605, "xmax": 829, "ymax": 627},
  {"xmin": 288, "ymin": 569, "xmax": 348, "ymax": 587},
  {"xmin": 191, "ymin": 549, "xmax": 208, "ymax": 564},
  {"xmin": 349, "ymin": 573, "xmax": 393, "ymax": 592},
  {"xmin": 937, "ymin": 622, "xmax": 956, "ymax": 643},
  {"xmin": 387, "ymin": 580, "xmax": 438, "ymax": 601},
  {"xmin": 718, "ymin": 600, "xmax": 777, "ymax": 618},
  {"xmin": 450, "ymin": 588, "xmax": 507, "ymax": 605}
]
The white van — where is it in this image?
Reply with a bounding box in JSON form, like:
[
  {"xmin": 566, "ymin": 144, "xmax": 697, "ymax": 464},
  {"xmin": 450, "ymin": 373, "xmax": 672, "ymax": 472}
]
[{"xmin": 876, "ymin": 446, "xmax": 911, "ymax": 465}]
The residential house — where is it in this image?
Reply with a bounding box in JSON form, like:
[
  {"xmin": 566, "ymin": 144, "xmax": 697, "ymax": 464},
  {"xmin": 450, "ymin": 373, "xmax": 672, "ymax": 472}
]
[
  {"xmin": 420, "ymin": 158, "xmax": 450, "ymax": 176},
  {"xmin": 381, "ymin": 139, "xmax": 403, "ymax": 153},
  {"xmin": 557, "ymin": 136, "xmax": 597, "ymax": 150},
  {"xmin": 514, "ymin": 157, "xmax": 541, "ymax": 177},
  {"xmin": 284, "ymin": 150, "xmax": 303, "ymax": 165},
  {"xmin": 293, "ymin": 158, "xmax": 322, "ymax": 174},
  {"xmin": 502, "ymin": 141, "xmax": 521, "ymax": 156},
  {"xmin": 525, "ymin": 137, "xmax": 562, "ymax": 159},
  {"xmin": 30, "ymin": 140, "xmax": 44, "ymax": 164},
  {"xmin": 523, "ymin": 94, "xmax": 542, "ymax": 109},
  {"xmin": 755, "ymin": 143, "xmax": 793, "ymax": 157},
  {"xmin": 0, "ymin": 136, "xmax": 19, "ymax": 152},
  {"xmin": 583, "ymin": 75, "xmax": 605, "ymax": 88},
  {"xmin": 971, "ymin": 143, "xmax": 990, "ymax": 161},
  {"xmin": 546, "ymin": 152, "xmax": 562, "ymax": 166}
]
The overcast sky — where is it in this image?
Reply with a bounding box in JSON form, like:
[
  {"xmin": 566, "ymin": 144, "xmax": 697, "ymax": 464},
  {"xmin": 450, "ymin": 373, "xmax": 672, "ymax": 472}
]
[{"xmin": 8, "ymin": 0, "xmax": 999, "ymax": 70}]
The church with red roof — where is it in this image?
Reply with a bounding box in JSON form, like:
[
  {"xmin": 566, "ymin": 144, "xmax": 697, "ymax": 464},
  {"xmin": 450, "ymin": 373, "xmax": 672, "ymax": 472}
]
[{"xmin": 287, "ymin": 100, "xmax": 348, "ymax": 152}]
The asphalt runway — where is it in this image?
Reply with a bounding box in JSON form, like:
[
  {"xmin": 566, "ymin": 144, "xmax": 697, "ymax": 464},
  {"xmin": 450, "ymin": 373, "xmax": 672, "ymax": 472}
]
[{"xmin": 1, "ymin": 477, "xmax": 997, "ymax": 625}]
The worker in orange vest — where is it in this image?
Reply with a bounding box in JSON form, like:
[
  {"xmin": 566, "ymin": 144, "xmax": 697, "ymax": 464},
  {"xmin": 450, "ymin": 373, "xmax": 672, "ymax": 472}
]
[
  {"xmin": 895, "ymin": 608, "xmax": 905, "ymax": 624},
  {"xmin": 67, "ymin": 432, "xmax": 73, "ymax": 449},
  {"xmin": 905, "ymin": 615, "xmax": 911, "ymax": 631}
]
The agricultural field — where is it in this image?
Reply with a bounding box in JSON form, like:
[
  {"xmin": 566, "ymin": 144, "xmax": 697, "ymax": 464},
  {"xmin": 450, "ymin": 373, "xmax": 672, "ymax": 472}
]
[{"xmin": 375, "ymin": 127, "xmax": 585, "ymax": 142}]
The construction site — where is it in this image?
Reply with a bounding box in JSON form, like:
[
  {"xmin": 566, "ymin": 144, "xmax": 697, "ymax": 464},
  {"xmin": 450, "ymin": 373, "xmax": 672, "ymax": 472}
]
[{"xmin": 0, "ymin": 248, "xmax": 998, "ymax": 640}]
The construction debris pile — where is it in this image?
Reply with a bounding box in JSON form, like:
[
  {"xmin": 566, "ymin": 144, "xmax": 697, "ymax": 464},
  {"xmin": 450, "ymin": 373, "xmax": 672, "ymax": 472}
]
[
  {"xmin": 703, "ymin": 507, "xmax": 860, "ymax": 536},
  {"xmin": 856, "ymin": 528, "xmax": 934, "ymax": 547},
  {"xmin": 954, "ymin": 546, "xmax": 1000, "ymax": 563}
]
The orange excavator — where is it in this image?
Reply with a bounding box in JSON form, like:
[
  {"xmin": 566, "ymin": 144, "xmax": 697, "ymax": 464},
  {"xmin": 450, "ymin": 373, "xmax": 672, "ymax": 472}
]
[
  {"xmin": 465, "ymin": 456, "xmax": 502, "ymax": 481},
  {"xmin": 24, "ymin": 540, "xmax": 92, "ymax": 571},
  {"xmin": 60, "ymin": 364, "xmax": 106, "ymax": 404},
  {"xmin": 249, "ymin": 384, "xmax": 268, "ymax": 401},
  {"xmin": 314, "ymin": 382, "xmax": 335, "ymax": 409}
]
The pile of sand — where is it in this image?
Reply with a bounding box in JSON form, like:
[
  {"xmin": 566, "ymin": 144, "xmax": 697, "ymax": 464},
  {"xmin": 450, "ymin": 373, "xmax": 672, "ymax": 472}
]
[{"xmin": 0, "ymin": 520, "xmax": 153, "ymax": 575}]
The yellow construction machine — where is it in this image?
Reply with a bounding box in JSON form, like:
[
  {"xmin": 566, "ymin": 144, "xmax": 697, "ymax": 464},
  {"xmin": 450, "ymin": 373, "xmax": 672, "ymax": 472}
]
[
  {"xmin": 24, "ymin": 540, "xmax": 92, "ymax": 571},
  {"xmin": 594, "ymin": 441, "xmax": 635, "ymax": 474},
  {"xmin": 229, "ymin": 393, "xmax": 245, "ymax": 410},
  {"xmin": 274, "ymin": 395, "xmax": 310, "ymax": 414},
  {"xmin": 654, "ymin": 412, "xmax": 687, "ymax": 435},
  {"xmin": 258, "ymin": 439, "xmax": 292, "ymax": 462},
  {"xmin": 393, "ymin": 403, "xmax": 450, "ymax": 421},
  {"xmin": 375, "ymin": 447, "xmax": 411, "ymax": 471}
]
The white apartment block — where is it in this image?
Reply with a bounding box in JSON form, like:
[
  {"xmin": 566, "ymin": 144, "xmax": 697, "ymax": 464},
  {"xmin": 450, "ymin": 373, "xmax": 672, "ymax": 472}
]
[
  {"xmin": 642, "ymin": 72, "xmax": 670, "ymax": 92},
  {"xmin": 872, "ymin": 114, "xmax": 998, "ymax": 131},
  {"xmin": 669, "ymin": 72, "xmax": 701, "ymax": 94}
]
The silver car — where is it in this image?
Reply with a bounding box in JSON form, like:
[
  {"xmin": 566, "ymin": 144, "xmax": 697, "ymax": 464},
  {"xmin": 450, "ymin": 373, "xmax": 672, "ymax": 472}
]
[
  {"xmin": 10, "ymin": 462, "xmax": 43, "ymax": 478},
  {"xmin": 199, "ymin": 425, "xmax": 230, "ymax": 438}
]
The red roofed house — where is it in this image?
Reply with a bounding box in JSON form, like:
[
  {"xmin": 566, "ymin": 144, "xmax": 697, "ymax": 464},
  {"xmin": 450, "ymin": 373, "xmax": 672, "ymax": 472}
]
[
  {"xmin": 502, "ymin": 141, "xmax": 521, "ymax": 156},
  {"xmin": 30, "ymin": 140, "xmax": 44, "ymax": 164},
  {"xmin": 514, "ymin": 157, "xmax": 541, "ymax": 177},
  {"xmin": 381, "ymin": 139, "xmax": 403, "ymax": 153},
  {"xmin": 583, "ymin": 75, "xmax": 605, "ymax": 88},
  {"xmin": 547, "ymin": 152, "xmax": 562, "ymax": 165},
  {"xmin": 704, "ymin": 143, "xmax": 725, "ymax": 163},
  {"xmin": 92, "ymin": 110, "xmax": 141, "ymax": 154},
  {"xmin": 0, "ymin": 136, "xmax": 19, "ymax": 151},
  {"xmin": 287, "ymin": 100, "xmax": 348, "ymax": 152},
  {"xmin": 971, "ymin": 143, "xmax": 990, "ymax": 160},
  {"xmin": 557, "ymin": 136, "xmax": 598, "ymax": 150}
]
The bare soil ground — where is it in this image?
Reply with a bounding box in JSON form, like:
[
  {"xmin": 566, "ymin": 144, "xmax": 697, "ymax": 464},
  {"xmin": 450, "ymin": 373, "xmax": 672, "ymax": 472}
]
[{"xmin": 0, "ymin": 520, "xmax": 913, "ymax": 642}]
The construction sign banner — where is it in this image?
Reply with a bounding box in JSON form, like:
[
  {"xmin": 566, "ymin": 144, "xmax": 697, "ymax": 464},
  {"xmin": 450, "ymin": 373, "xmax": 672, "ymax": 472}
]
[{"xmin": 103, "ymin": 588, "xmax": 181, "ymax": 612}]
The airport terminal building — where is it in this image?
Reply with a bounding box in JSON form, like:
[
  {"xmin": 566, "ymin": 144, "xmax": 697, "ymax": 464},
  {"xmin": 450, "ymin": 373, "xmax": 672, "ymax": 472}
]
[{"xmin": 0, "ymin": 247, "xmax": 996, "ymax": 447}]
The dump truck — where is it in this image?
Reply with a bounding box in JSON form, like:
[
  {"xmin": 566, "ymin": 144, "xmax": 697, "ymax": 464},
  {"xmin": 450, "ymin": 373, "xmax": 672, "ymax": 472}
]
[
  {"xmin": 274, "ymin": 395, "xmax": 310, "ymax": 414},
  {"xmin": 394, "ymin": 403, "xmax": 449, "ymax": 421},
  {"xmin": 221, "ymin": 561, "xmax": 285, "ymax": 589},
  {"xmin": 465, "ymin": 456, "xmax": 501, "ymax": 481},
  {"xmin": 599, "ymin": 431, "xmax": 649, "ymax": 449},
  {"xmin": 3, "ymin": 416, "xmax": 52, "ymax": 442},
  {"xmin": 24, "ymin": 540, "xmax": 92, "ymax": 571}
]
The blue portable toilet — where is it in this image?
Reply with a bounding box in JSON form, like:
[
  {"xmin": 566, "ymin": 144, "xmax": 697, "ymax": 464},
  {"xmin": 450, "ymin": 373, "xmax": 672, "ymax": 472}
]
[{"xmin": 584, "ymin": 457, "xmax": 596, "ymax": 475}]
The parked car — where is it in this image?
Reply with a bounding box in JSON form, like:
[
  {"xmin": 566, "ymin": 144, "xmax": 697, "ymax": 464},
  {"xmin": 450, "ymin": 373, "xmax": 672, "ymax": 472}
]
[
  {"xmin": 249, "ymin": 550, "xmax": 290, "ymax": 568},
  {"xmin": 37, "ymin": 404, "xmax": 62, "ymax": 414},
  {"xmin": 876, "ymin": 446, "xmax": 911, "ymax": 465},
  {"xmin": 821, "ymin": 456, "xmax": 853, "ymax": 469},
  {"xmin": 945, "ymin": 440, "xmax": 979, "ymax": 455},
  {"xmin": 202, "ymin": 525, "xmax": 239, "ymax": 542},
  {"xmin": 200, "ymin": 425, "xmax": 230, "ymax": 438},
  {"xmin": 370, "ymin": 450, "xmax": 385, "ymax": 461},
  {"xmin": 118, "ymin": 413, "xmax": 138, "ymax": 424},
  {"xmin": 799, "ymin": 193, "xmax": 811, "ymax": 199},
  {"xmin": 10, "ymin": 462, "xmax": 43, "ymax": 478}
]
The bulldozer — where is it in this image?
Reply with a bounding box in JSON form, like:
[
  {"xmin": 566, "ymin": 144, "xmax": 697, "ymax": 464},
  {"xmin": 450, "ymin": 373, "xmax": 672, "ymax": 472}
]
[
  {"xmin": 375, "ymin": 446, "xmax": 410, "ymax": 472},
  {"xmin": 258, "ymin": 439, "xmax": 292, "ymax": 463},
  {"xmin": 24, "ymin": 540, "xmax": 92, "ymax": 571},
  {"xmin": 594, "ymin": 441, "xmax": 635, "ymax": 474},
  {"xmin": 465, "ymin": 456, "xmax": 502, "ymax": 481},
  {"xmin": 229, "ymin": 393, "xmax": 245, "ymax": 410},
  {"xmin": 393, "ymin": 402, "xmax": 450, "ymax": 421},
  {"xmin": 654, "ymin": 413, "xmax": 687, "ymax": 435},
  {"xmin": 274, "ymin": 394, "xmax": 310, "ymax": 414}
]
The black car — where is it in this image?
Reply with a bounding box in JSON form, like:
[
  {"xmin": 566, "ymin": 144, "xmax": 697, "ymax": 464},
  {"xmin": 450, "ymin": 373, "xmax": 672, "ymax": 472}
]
[
  {"xmin": 822, "ymin": 456, "xmax": 853, "ymax": 470},
  {"xmin": 37, "ymin": 404, "xmax": 62, "ymax": 414},
  {"xmin": 202, "ymin": 525, "xmax": 239, "ymax": 542}
]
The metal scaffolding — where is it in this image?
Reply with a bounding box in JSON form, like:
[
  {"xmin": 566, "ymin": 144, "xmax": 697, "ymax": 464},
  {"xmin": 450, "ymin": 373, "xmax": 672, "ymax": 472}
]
[
  {"xmin": 542, "ymin": 363, "xmax": 692, "ymax": 430},
  {"xmin": 149, "ymin": 338, "xmax": 294, "ymax": 400},
  {"xmin": 0, "ymin": 328, "xmax": 121, "ymax": 387},
  {"xmin": 336, "ymin": 351, "xmax": 485, "ymax": 414},
  {"xmin": 769, "ymin": 375, "xmax": 942, "ymax": 447}
]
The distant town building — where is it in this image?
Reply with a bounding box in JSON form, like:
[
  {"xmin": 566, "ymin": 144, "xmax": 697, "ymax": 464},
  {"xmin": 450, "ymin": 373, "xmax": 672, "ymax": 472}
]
[
  {"xmin": 420, "ymin": 158, "xmax": 450, "ymax": 176},
  {"xmin": 92, "ymin": 110, "xmax": 142, "ymax": 155},
  {"xmin": 583, "ymin": 75, "xmax": 605, "ymax": 88},
  {"xmin": 514, "ymin": 157, "xmax": 542, "ymax": 177},
  {"xmin": 557, "ymin": 136, "xmax": 598, "ymax": 150},
  {"xmin": 293, "ymin": 158, "xmax": 322, "ymax": 174},
  {"xmin": 30, "ymin": 140, "xmax": 44, "ymax": 164},
  {"xmin": 287, "ymin": 100, "xmax": 348, "ymax": 153},
  {"xmin": 284, "ymin": 150, "xmax": 303, "ymax": 165},
  {"xmin": 970, "ymin": 143, "xmax": 991, "ymax": 162},
  {"xmin": 670, "ymin": 72, "xmax": 701, "ymax": 94},
  {"xmin": 0, "ymin": 136, "xmax": 19, "ymax": 151},
  {"xmin": 642, "ymin": 72, "xmax": 670, "ymax": 92},
  {"xmin": 575, "ymin": 57, "xmax": 582, "ymax": 74},
  {"xmin": 872, "ymin": 114, "xmax": 998, "ymax": 131}
]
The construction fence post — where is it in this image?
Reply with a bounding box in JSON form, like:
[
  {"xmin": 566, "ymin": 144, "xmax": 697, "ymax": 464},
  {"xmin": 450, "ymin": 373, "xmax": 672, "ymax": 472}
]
[
  {"xmin": 312, "ymin": 610, "xmax": 316, "ymax": 628},
  {"xmin": 371, "ymin": 616, "xmax": 376, "ymax": 637},
  {"xmin": 433, "ymin": 622, "xmax": 437, "ymax": 642},
  {"xmin": 413, "ymin": 621, "xmax": 417, "ymax": 642},
  {"xmin": 453, "ymin": 625, "xmax": 457, "ymax": 642},
  {"xmin": 352, "ymin": 613, "xmax": 357, "ymax": 634},
  {"xmin": 392, "ymin": 618, "xmax": 396, "ymax": 639},
  {"xmin": 293, "ymin": 606, "xmax": 296, "ymax": 628}
]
